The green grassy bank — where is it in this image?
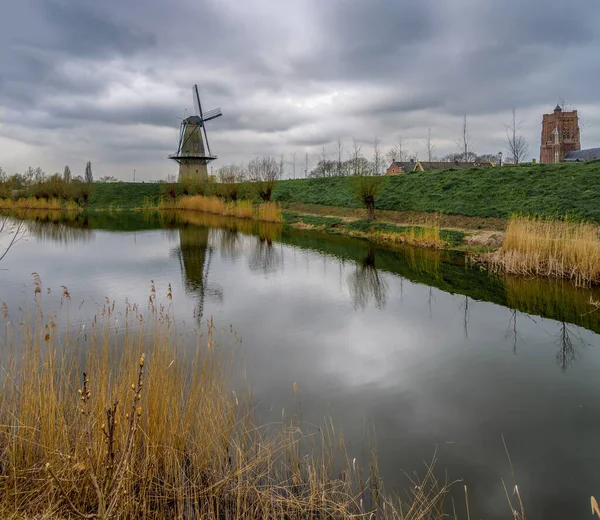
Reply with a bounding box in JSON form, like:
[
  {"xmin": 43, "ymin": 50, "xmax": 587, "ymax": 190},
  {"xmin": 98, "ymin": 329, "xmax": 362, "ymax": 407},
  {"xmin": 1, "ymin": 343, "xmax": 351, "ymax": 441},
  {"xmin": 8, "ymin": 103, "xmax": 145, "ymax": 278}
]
[
  {"xmin": 86, "ymin": 161, "xmax": 600, "ymax": 220},
  {"xmin": 274, "ymin": 161, "xmax": 600, "ymax": 220}
]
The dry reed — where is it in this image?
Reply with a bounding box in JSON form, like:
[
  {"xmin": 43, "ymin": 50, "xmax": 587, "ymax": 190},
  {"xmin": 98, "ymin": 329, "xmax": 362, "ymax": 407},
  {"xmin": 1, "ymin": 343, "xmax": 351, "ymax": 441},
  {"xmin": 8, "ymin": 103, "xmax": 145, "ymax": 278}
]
[
  {"xmin": 0, "ymin": 198, "xmax": 80, "ymax": 211},
  {"xmin": 0, "ymin": 278, "xmax": 448, "ymax": 519},
  {"xmin": 160, "ymin": 195, "xmax": 283, "ymax": 223},
  {"xmin": 486, "ymin": 215, "xmax": 600, "ymax": 286}
]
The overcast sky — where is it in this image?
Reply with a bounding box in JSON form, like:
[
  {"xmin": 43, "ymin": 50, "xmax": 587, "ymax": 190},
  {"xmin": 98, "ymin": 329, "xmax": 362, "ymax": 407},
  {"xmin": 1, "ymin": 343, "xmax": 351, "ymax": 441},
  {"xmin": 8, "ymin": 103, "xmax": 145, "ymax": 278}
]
[{"xmin": 1, "ymin": 0, "xmax": 599, "ymax": 181}]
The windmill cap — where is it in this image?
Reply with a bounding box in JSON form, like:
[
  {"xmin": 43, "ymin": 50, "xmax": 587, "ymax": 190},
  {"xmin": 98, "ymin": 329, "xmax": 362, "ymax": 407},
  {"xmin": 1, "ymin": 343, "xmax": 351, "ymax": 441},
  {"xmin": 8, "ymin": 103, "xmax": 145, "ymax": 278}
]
[{"xmin": 184, "ymin": 115, "xmax": 203, "ymax": 124}]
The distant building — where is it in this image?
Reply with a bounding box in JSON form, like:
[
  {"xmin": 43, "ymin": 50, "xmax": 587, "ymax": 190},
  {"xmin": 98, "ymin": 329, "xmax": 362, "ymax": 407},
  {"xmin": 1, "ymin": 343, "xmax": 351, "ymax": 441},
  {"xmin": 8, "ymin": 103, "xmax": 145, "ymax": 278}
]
[
  {"xmin": 563, "ymin": 148, "xmax": 600, "ymax": 162},
  {"xmin": 540, "ymin": 105, "xmax": 580, "ymax": 164},
  {"xmin": 385, "ymin": 159, "xmax": 494, "ymax": 175}
]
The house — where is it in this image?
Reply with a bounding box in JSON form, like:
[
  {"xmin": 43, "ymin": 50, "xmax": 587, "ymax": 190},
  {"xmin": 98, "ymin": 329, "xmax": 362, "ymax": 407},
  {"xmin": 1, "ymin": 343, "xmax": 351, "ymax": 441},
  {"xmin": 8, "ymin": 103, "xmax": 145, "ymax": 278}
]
[
  {"xmin": 385, "ymin": 159, "xmax": 494, "ymax": 175},
  {"xmin": 563, "ymin": 147, "xmax": 600, "ymax": 162}
]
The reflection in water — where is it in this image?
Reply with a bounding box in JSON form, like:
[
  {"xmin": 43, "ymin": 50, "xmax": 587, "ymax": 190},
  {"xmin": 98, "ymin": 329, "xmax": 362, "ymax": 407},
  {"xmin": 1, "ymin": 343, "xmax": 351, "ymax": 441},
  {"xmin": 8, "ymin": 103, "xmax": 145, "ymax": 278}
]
[
  {"xmin": 462, "ymin": 295, "xmax": 470, "ymax": 338},
  {"xmin": 347, "ymin": 245, "xmax": 388, "ymax": 310},
  {"xmin": 505, "ymin": 276, "xmax": 600, "ymax": 334},
  {"xmin": 249, "ymin": 236, "xmax": 283, "ymax": 275},
  {"xmin": 6, "ymin": 210, "xmax": 600, "ymax": 518},
  {"xmin": 555, "ymin": 321, "xmax": 586, "ymax": 373},
  {"xmin": 175, "ymin": 226, "xmax": 223, "ymax": 319},
  {"xmin": 22, "ymin": 212, "xmax": 94, "ymax": 244}
]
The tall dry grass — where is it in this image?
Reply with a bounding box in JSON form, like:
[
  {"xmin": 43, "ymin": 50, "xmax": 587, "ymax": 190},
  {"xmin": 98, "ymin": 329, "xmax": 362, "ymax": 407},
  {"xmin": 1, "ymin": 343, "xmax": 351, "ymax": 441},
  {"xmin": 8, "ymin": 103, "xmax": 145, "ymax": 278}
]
[
  {"xmin": 160, "ymin": 195, "xmax": 283, "ymax": 223},
  {"xmin": 0, "ymin": 278, "xmax": 448, "ymax": 520},
  {"xmin": 0, "ymin": 197, "xmax": 80, "ymax": 211},
  {"xmin": 487, "ymin": 215, "xmax": 600, "ymax": 286}
]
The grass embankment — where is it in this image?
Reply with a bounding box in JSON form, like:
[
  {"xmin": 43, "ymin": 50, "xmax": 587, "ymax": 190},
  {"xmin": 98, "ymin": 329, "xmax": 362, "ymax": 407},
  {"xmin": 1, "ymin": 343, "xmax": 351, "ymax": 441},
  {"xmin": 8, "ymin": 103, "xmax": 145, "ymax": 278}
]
[
  {"xmin": 274, "ymin": 161, "xmax": 600, "ymax": 221},
  {"xmin": 87, "ymin": 182, "xmax": 163, "ymax": 210},
  {"xmin": 160, "ymin": 195, "xmax": 283, "ymax": 223},
  {"xmin": 0, "ymin": 281, "xmax": 448, "ymax": 519},
  {"xmin": 485, "ymin": 216, "xmax": 600, "ymax": 286}
]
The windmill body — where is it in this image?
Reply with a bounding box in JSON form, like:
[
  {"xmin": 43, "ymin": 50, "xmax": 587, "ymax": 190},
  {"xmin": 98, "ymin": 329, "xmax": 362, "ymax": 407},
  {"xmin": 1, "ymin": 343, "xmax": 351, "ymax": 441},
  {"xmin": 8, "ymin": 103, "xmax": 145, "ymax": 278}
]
[{"xmin": 169, "ymin": 85, "xmax": 222, "ymax": 182}]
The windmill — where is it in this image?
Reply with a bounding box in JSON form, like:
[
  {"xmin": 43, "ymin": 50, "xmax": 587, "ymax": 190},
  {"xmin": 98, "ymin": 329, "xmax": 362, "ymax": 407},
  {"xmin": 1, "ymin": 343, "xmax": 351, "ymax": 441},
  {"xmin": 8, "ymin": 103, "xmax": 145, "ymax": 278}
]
[{"xmin": 169, "ymin": 85, "xmax": 222, "ymax": 181}]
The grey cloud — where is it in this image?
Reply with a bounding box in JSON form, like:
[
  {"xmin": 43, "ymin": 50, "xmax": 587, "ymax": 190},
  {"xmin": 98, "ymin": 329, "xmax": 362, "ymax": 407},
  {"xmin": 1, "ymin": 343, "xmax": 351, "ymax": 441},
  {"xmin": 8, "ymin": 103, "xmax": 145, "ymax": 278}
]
[
  {"xmin": 1, "ymin": 0, "xmax": 600, "ymax": 179},
  {"xmin": 40, "ymin": 1, "xmax": 156, "ymax": 58}
]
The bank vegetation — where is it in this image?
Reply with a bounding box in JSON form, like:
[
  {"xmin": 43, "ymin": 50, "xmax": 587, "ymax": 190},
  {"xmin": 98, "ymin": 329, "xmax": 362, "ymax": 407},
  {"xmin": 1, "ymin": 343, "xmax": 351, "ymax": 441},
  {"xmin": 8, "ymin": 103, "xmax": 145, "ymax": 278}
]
[{"xmin": 485, "ymin": 215, "xmax": 600, "ymax": 286}]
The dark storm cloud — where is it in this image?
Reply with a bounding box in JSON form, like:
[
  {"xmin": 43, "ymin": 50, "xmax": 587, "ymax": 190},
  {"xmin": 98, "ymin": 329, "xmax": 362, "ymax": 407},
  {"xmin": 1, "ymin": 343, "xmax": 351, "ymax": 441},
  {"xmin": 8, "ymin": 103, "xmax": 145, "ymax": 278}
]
[
  {"xmin": 41, "ymin": 1, "xmax": 156, "ymax": 59},
  {"xmin": 1, "ymin": 0, "xmax": 599, "ymax": 179}
]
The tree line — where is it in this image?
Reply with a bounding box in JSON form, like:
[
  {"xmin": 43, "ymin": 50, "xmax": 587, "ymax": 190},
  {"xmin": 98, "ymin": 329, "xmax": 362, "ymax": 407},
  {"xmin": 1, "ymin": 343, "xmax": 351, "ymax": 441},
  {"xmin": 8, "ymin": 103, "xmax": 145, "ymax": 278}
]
[
  {"xmin": 252, "ymin": 109, "xmax": 530, "ymax": 179},
  {"xmin": 0, "ymin": 161, "xmax": 121, "ymax": 202}
]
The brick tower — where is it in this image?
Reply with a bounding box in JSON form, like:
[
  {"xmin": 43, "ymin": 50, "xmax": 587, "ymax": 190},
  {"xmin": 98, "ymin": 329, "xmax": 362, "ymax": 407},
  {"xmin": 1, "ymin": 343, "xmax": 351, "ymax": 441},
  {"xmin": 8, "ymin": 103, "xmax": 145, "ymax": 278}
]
[{"xmin": 540, "ymin": 105, "xmax": 580, "ymax": 163}]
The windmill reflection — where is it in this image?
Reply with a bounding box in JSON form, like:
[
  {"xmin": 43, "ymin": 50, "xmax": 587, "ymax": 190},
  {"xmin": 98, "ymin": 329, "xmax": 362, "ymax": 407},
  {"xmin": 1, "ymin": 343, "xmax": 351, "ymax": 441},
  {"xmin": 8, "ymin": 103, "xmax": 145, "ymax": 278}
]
[
  {"xmin": 175, "ymin": 225, "xmax": 223, "ymax": 320},
  {"xmin": 348, "ymin": 245, "xmax": 388, "ymax": 310}
]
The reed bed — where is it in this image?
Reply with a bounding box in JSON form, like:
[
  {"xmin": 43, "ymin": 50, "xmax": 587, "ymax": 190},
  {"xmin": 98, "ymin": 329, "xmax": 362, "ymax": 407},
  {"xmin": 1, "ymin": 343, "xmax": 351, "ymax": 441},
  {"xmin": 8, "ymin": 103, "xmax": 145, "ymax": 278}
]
[
  {"xmin": 486, "ymin": 215, "xmax": 600, "ymax": 286},
  {"xmin": 0, "ymin": 279, "xmax": 448, "ymax": 520},
  {"xmin": 0, "ymin": 197, "xmax": 80, "ymax": 211},
  {"xmin": 160, "ymin": 195, "xmax": 283, "ymax": 223}
]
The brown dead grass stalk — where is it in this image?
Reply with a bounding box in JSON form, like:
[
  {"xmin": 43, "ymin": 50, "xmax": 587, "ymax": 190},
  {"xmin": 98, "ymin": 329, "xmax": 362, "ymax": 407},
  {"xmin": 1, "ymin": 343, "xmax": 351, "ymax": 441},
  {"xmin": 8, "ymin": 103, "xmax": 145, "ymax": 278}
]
[
  {"xmin": 160, "ymin": 195, "xmax": 283, "ymax": 223},
  {"xmin": 485, "ymin": 215, "xmax": 600, "ymax": 286},
  {"xmin": 0, "ymin": 278, "xmax": 447, "ymax": 519}
]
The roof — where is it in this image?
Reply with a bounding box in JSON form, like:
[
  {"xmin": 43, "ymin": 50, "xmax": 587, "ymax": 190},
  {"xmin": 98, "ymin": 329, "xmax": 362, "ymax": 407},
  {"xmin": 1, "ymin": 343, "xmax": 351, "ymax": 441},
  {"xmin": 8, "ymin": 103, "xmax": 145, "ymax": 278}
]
[
  {"xmin": 563, "ymin": 148, "xmax": 600, "ymax": 161},
  {"xmin": 554, "ymin": 104, "xmax": 562, "ymax": 112},
  {"xmin": 390, "ymin": 160, "xmax": 492, "ymax": 172}
]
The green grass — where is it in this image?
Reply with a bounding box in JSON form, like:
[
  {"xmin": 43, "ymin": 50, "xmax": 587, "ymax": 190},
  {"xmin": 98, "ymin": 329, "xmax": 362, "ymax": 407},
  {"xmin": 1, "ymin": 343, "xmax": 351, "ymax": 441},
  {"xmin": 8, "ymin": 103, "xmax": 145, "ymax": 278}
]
[
  {"xmin": 285, "ymin": 212, "xmax": 466, "ymax": 247},
  {"xmin": 273, "ymin": 161, "xmax": 600, "ymax": 221},
  {"xmin": 87, "ymin": 182, "xmax": 163, "ymax": 210}
]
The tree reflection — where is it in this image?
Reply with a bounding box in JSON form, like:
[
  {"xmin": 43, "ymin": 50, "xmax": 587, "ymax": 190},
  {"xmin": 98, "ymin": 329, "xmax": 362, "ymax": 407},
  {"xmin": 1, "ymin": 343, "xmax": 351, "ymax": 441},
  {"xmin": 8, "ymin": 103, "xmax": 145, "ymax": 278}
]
[
  {"xmin": 248, "ymin": 235, "xmax": 283, "ymax": 275},
  {"xmin": 218, "ymin": 228, "xmax": 243, "ymax": 261},
  {"xmin": 347, "ymin": 245, "xmax": 388, "ymax": 310},
  {"xmin": 555, "ymin": 321, "xmax": 586, "ymax": 373},
  {"xmin": 175, "ymin": 226, "xmax": 223, "ymax": 320}
]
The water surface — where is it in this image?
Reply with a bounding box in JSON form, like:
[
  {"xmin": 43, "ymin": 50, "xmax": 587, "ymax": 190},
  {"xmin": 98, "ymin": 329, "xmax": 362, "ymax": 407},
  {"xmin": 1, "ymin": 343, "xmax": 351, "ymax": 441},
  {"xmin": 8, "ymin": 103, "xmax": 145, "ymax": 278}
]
[{"xmin": 2, "ymin": 211, "xmax": 600, "ymax": 519}]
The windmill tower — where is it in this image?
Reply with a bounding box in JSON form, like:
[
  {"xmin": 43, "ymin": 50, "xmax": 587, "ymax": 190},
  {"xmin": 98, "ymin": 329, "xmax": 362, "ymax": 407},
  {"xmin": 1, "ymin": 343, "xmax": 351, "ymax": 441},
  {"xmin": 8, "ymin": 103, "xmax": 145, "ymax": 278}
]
[{"xmin": 169, "ymin": 85, "xmax": 222, "ymax": 181}]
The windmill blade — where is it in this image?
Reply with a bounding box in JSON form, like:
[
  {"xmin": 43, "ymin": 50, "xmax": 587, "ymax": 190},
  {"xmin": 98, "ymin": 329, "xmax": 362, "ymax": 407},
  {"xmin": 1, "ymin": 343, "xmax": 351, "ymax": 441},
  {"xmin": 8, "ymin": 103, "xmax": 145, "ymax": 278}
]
[
  {"xmin": 203, "ymin": 107, "xmax": 222, "ymax": 122},
  {"xmin": 193, "ymin": 85, "xmax": 205, "ymax": 125},
  {"xmin": 203, "ymin": 124, "xmax": 212, "ymax": 158},
  {"xmin": 176, "ymin": 121, "xmax": 185, "ymax": 153}
]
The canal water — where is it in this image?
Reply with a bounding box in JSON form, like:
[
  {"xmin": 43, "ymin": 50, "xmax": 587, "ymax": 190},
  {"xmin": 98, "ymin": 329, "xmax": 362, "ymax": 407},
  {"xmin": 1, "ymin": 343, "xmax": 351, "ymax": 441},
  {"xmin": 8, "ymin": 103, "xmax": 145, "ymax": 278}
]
[{"xmin": 2, "ymin": 210, "xmax": 600, "ymax": 519}]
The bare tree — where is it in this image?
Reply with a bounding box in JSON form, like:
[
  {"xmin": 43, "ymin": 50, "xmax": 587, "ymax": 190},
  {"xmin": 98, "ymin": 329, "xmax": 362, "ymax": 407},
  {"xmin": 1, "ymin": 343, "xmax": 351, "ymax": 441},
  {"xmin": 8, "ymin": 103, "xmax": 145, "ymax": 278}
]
[
  {"xmin": 304, "ymin": 152, "xmax": 310, "ymax": 179},
  {"xmin": 351, "ymin": 138, "xmax": 363, "ymax": 176},
  {"xmin": 247, "ymin": 157, "xmax": 281, "ymax": 201},
  {"xmin": 385, "ymin": 138, "xmax": 411, "ymax": 165},
  {"xmin": 279, "ymin": 153, "xmax": 285, "ymax": 179},
  {"xmin": 63, "ymin": 165, "xmax": 72, "ymax": 183},
  {"xmin": 84, "ymin": 161, "xmax": 93, "ymax": 183},
  {"xmin": 320, "ymin": 146, "xmax": 333, "ymax": 177},
  {"xmin": 424, "ymin": 128, "xmax": 435, "ymax": 162},
  {"xmin": 291, "ymin": 152, "xmax": 297, "ymax": 180},
  {"xmin": 504, "ymin": 108, "xmax": 529, "ymax": 164},
  {"xmin": 456, "ymin": 114, "xmax": 475, "ymax": 162},
  {"xmin": 372, "ymin": 137, "xmax": 383, "ymax": 175},
  {"xmin": 336, "ymin": 138, "xmax": 344, "ymax": 176}
]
